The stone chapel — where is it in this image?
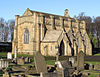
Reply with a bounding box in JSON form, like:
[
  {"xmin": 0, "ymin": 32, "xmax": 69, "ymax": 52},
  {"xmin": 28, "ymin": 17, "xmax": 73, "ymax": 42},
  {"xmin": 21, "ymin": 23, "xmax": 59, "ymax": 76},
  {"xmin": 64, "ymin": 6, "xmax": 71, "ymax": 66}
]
[{"xmin": 12, "ymin": 8, "xmax": 92, "ymax": 56}]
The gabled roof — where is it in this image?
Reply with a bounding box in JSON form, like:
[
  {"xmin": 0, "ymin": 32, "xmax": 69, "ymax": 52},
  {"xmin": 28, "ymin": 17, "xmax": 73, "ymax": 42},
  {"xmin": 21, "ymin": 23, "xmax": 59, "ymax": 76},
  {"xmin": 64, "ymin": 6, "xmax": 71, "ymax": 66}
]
[
  {"xmin": 22, "ymin": 8, "xmax": 71, "ymax": 19},
  {"xmin": 42, "ymin": 30, "xmax": 63, "ymax": 42}
]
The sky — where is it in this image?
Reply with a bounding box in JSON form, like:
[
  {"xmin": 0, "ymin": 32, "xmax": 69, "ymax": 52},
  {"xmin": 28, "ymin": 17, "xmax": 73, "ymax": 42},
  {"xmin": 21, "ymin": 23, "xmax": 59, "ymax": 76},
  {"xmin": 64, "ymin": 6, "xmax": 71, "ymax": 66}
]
[{"xmin": 0, "ymin": 0, "xmax": 100, "ymax": 21}]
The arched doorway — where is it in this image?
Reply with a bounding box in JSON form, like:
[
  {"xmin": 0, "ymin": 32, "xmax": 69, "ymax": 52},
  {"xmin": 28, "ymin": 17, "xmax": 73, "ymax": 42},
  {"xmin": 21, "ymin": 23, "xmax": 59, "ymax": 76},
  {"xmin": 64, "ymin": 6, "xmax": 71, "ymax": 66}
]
[{"xmin": 59, "ymin": 40, "xmax": 65, "ymax": 56}]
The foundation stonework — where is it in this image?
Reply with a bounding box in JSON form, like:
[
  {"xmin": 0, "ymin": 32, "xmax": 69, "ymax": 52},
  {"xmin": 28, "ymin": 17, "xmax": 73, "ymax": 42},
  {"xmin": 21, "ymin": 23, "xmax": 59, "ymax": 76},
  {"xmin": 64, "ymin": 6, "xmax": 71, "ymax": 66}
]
[{"xmin": 12, "ymin": 8, "xmax": 92, "ymax": 56}]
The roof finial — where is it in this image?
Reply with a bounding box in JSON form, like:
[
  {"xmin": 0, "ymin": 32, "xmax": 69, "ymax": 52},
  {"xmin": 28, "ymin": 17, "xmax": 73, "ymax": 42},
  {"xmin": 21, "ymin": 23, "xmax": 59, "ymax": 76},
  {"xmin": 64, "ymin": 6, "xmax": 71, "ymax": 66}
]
[{"xmin": 27, "ymin": 8, "xmax": 30, "ymax": 11}]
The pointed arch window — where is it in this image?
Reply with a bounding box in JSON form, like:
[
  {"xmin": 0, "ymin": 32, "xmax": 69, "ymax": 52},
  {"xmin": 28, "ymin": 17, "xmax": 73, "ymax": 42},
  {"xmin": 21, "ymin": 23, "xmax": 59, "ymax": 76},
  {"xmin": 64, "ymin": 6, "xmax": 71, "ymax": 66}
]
[{"xmin": 24, "ymin": 28, "xmax": 29, "ymax": 44}]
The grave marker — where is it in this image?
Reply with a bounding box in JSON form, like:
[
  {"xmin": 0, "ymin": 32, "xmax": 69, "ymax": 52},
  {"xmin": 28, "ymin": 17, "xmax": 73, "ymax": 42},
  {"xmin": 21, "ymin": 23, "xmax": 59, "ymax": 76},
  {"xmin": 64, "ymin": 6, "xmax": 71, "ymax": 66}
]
[
  {"xmin": 7, "ymin": 52, "xmax": 12, "ymax": 59},
  {"xmin": 34, "ymin": 52, "xmax": 48, "ymax": 73},
  {"xmin": 77, "ymin": 51, "xmax": 84, "ymax": 71}
]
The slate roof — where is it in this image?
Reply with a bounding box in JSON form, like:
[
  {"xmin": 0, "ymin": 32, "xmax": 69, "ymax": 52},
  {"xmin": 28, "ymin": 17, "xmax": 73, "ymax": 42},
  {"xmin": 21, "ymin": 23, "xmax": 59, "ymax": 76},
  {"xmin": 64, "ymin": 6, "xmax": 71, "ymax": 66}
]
[{"xmin": 42, "ymin": 30, "xmax": 62, "ymax": 42}]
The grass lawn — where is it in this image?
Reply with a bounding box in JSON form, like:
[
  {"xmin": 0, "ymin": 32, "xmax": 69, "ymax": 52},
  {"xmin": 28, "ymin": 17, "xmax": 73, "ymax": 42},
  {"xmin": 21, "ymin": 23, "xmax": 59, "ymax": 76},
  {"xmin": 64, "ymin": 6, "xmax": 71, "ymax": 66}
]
[
  {"xmin": 17, "ymin": 54, "xmax": 33, "ymax": 58},
  {"xmin": 0, "ymin": 52, "xmax": 7, "ymax": 56},
  {"xmin": 46, "ymin": 60, "xmax": 56, "ymax": 65},
  {"xmin": 46, "ymin": 60, "xmax": 100, "ymax": 65},
  {"xmin": 88, "ymin": 73, "xmax": 99, "ymax": 77},
  {"xmin": 0, "ymin": 52, "xmax": 34, "ymax": 58},
  {"xmin": 94, "ymin": 53, "xmax": 100, "ymax": 56},
  {"xmin": 83, "ymin": 70, "xmax": 99, "ymax": 77},
  {"xmin": 85, "ymin": 61, "xmax": 100, "ymax": 65},
  {"xmin": 0, "ymin": 52, "xmax": 7, "ymax": 58}
]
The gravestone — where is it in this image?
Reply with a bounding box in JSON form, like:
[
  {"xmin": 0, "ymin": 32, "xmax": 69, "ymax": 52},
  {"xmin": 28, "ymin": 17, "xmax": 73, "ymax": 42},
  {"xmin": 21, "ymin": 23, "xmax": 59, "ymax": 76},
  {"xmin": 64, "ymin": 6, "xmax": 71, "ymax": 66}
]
[
  {"xmin": 89, "ymin": 64, "xmax": 93, "ymax": 70},
  {"xmin": 94, "ymin": 64, "xmax": 100, "ymax": 70},
  {"xmin": 34, "ymin": 52, "xmax": 48, "ymax": 73},
  {"xmin": 0, "ymin": 59, "xmax": 9, "ymax": 69},
  {"xmin": 77, "ymin": 51, "xmax": 84, "ymax": 71},
  {"xmin": 3, "ymin": 72, "xmax": 9, "ymax": 77},
  {"xmin": 7, "ymin": 52, "xmax": 12, "ymax": 59},
  {"xmin": 25, "ymin": 57, "xmax": 29, "ymax": 63},
  {"xmin": 17, "ymin": 57, "xmax": 25, "ymax": 65},
  {"xmin": 82, "ymin": 72, "xmax": 88, "ymax": 77},
  {"xmin": 55, "ymin": 60, "xmax": 74, "ymax": 77},
  {"xmin": 69, "ymin": 57, "xmax": 75, "ymax": 66}
]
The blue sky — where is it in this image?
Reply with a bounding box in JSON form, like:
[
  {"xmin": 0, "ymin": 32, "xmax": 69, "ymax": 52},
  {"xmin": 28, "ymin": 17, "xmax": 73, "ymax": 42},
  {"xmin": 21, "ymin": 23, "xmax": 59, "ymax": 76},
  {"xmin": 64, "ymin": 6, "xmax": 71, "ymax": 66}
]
[{"xmin": 0, "ymin": 0, "xmax": 100, "ymax": 20}]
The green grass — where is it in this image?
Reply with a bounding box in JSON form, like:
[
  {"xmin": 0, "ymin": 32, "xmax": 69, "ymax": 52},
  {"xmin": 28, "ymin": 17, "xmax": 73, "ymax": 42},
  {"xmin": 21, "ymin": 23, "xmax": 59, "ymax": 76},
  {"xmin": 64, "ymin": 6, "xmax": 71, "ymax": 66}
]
[
  {"xmin": 88, "ymin": 73, "xmax": 99, "ymax": 77},
  {"xmin": 17, "ymin": 54, "xmax": 33, "ymax": 58},
  {"xmin": 46, "ymin": 60, "xmax": 56, "ymax": 65},
  {"xmin": 0, "ymin": 52, "xmax": 7, "ymax": 56},
  {"xmin": 0, "ymin": 52, "xmax": 7, "ymax": 58},
  {"xmin": 85, "ymin": 61, "xmax": 100, "ymax": 65},
  {"xmin": 94, "ymin": 53, "xmax": 100, "ymax": 56}
]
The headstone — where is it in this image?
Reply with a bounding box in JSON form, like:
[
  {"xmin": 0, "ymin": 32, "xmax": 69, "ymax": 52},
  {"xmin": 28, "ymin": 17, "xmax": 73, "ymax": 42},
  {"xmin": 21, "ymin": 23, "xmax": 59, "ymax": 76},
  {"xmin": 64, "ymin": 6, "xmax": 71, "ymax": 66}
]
[
  {"xmin": 82, "ymin": 72, "xmax": 88, "ymax": 77},
  {"xmin": 7, "ymin": 52, "xmax": 12, "ymax": 59},
  {"xmin": 55, "ymin": 60, "xmax": 74, "ymax": 77},
  {"xmin": 17, "ymin": 57, "xmax": 25, "ymax": 65},
  {"xmin": 3, "ymin": 72, "xmax": 9, "ymax": 77},
  {"xmin": 89, "ymin": 64, "xmax": 93, "ymax": 70},
  {"xmin": 34, "ymin": 52, "xmax": 48, "ymax": 73},
  {"xmin": 94, "ymin": 64, "xmax": 100, "ymax": 70},
  {"xmin": 0, "ymin": 59, "xmax": 9, "ymax": 69},
  {"xmin": 77, "ymin": 51, "xmax": 84, "ymax": 71},
  {"xmin": 69, "ymin": 57, "xmax": 75, "ymax": 65},
  {"xmin": 25, "ymin": 57, "xmax": 29, "ymax": 63}
]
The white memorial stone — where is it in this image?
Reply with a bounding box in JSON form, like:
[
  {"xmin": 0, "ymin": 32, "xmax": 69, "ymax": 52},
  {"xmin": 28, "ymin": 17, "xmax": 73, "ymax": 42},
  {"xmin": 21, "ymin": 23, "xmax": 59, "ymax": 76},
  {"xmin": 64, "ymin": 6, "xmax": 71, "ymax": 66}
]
[{"xmin": 7, "ymin": 52, "xmax": 12, "ymax": 59}]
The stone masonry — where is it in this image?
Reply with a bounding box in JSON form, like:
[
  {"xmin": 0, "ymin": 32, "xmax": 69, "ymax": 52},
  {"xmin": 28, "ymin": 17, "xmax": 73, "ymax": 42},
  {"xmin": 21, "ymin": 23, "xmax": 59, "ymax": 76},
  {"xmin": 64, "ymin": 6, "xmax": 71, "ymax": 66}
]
[{"xmin": 12, "ymin": 8, "xmax": 92, "ymax": 56}]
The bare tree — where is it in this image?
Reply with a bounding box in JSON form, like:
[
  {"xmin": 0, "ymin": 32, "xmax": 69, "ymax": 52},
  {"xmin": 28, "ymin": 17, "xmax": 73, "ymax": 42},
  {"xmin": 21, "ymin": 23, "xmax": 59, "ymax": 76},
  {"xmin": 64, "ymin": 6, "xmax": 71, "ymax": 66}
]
[
  {"xmin": 93, "ymin": 17, "xmax": 100, "ymax": 47},
  {"xmin": 4, "ymin": 25, "xmax": 9, "ymax": 41},
  {"xmin": 0, "ymin": 18, "xmax": 11, "ymax": 42},
  {"xmin": 76, "ymin": 12, "xmax": 92, "ymax": 34},
  {"xmin": 8, "ymin": 20, "xmax": 15, "ymax": 41}
]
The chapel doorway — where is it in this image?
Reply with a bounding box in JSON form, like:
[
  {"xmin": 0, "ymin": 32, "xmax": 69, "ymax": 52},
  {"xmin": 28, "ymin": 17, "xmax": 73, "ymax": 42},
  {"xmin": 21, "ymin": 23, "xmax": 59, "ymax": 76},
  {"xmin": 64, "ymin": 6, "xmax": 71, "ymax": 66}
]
[{"xmin": 59, "ymin": 40, "xmax": 65, "ymax": 56}]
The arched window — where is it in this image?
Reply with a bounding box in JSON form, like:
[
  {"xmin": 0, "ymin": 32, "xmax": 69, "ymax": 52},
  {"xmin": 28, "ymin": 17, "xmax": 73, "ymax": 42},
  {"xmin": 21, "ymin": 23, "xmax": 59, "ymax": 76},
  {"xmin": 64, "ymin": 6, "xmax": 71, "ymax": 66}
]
[{"xmin": 24, "ymin": 28, "xmax": 29, "ymax": 44}]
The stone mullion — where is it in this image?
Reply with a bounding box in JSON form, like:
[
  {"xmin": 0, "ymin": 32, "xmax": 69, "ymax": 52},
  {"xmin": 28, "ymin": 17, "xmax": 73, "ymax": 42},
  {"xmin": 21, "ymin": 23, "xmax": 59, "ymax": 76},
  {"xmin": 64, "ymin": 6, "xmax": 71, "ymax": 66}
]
[
  {"xmin": 33, "ymin": 13, "xmax": 37, "ymax": 51},
  {"xmin": 36, "ymin": 14, "xmax": 41, "ymax": 51},
  {"xmin": 60, "ymin": 17, "xmax": 64, "ymax": 29},
  {"xmin": 50, "ymin": 16, "xmax": 55, "ymax": 29},
  {"xmin": 40, "ymin": 14, "xmax": 45, "ymax": 41}
]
